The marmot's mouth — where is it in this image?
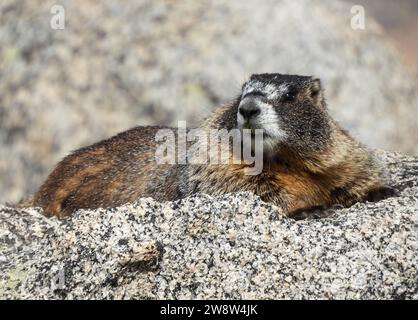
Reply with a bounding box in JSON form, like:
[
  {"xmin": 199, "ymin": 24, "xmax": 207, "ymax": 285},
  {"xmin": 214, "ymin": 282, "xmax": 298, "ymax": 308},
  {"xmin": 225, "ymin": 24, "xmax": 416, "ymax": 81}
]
[
  {"xmin": 241, "ymin": 121, "xmax": 263, "ymax": 130},
  {"xmin": 249, "ymin": 130, "xmax": 270, "ymax": 141}
]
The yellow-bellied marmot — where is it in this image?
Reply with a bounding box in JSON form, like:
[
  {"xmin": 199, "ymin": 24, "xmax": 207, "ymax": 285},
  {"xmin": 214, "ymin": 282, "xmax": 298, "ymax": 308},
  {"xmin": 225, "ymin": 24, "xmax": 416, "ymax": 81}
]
[{"xmin": 20, "ymin": 73, "xmax": 391, "ymax": 218}]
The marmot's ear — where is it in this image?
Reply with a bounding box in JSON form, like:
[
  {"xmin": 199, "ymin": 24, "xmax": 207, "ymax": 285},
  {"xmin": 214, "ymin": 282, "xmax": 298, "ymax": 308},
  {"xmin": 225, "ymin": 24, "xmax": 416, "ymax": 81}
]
[{"xmin": 310, "ymin": 78, "xmax": 324, "ymax": 106}]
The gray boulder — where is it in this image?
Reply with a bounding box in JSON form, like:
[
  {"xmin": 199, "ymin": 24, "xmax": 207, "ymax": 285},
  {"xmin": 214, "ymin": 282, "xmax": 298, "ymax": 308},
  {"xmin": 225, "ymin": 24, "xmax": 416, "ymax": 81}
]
[{"xmin": 0, "ymin": 151, "xmax": 417, "ymax": 299}]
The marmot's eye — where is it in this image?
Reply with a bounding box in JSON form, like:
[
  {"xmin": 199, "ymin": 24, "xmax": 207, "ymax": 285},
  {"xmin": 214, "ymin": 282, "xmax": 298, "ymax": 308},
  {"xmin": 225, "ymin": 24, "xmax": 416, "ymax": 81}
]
[
  {"xmin": 282, "ymin": 92, "xmax": 296, "ymax": 102},
  {"xmin": 281, "ymin": 86, "xmax": 297, "ymax": 102}
]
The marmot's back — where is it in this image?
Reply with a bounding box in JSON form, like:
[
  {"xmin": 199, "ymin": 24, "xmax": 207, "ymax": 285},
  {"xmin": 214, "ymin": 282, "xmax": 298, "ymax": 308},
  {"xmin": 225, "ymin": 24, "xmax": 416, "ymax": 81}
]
[{"xmin": 31, "ymin": 126, "xmax": 179, "ymax": 217}]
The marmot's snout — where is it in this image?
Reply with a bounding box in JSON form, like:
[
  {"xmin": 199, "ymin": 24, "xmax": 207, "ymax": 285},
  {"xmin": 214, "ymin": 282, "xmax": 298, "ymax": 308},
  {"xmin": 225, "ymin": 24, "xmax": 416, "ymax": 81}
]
[
  {"xmin": 238, "ymin": 96, "xmax": 261, "ymax": 120},
  {"xmin": 237, "ymin": 92, "xmax": 287, "ymax": 150}
]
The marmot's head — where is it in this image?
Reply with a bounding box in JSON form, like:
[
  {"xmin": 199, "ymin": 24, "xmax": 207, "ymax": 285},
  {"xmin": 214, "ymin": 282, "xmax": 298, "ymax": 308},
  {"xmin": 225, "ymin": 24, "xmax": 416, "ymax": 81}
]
[{"xmin": 236, "ymin": 73, "xmax": 332, "ymax": 153}]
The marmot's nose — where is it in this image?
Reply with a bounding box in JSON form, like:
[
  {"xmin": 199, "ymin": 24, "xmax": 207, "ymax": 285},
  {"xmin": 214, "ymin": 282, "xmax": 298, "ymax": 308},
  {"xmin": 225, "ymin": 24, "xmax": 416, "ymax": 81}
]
[{"xmin": 239, "ymin": 98, "xmax": 261, "ymax": 120}]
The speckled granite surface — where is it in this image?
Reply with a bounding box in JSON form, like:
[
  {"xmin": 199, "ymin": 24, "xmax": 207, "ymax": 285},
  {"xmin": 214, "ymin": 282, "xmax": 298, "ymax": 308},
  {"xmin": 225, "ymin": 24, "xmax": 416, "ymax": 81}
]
[{"xmin": 0, "ymin": 151, "xmax": 417, "ymax": 299}]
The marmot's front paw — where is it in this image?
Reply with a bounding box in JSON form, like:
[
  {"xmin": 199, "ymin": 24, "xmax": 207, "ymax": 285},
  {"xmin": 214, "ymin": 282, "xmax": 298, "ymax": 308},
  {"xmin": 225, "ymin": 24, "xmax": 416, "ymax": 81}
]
[
  {"xmin": 366, "ymin": 186, "xmax": 397, "ymax": 202},
  {"xmin": 289, "ymin": 205, "xmax": 338, "ymax": 221}
]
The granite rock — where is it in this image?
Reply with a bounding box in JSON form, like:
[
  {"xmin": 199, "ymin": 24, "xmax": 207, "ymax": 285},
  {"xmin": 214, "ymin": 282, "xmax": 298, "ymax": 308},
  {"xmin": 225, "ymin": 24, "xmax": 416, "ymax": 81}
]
[{"xmin": 0, "ymin": 151, "xmax": 417, "ymax": 299}]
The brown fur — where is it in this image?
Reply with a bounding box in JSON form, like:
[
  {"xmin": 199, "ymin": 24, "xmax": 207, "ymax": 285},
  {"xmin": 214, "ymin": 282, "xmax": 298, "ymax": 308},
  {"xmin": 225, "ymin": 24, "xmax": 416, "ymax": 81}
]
[{"xmin": 24, "ymin": 126, "xmax": 180, "ymax": 217}]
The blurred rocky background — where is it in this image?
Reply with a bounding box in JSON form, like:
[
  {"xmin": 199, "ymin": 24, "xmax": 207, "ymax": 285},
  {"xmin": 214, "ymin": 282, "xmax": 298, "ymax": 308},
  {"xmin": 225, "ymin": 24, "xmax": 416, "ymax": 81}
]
[
  {"xmin": 0, "ymin": 0, "xmax": 417, "ymax": 204},
  {"xmin": 343, "ymin": 0, "xmax": 418, "ymax": 71}
]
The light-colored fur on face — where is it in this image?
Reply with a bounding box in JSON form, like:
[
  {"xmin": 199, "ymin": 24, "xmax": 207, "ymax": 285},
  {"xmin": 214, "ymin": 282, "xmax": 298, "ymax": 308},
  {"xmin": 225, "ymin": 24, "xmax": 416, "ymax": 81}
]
[
  {"xmin": 238, "ymin": 81, "xmax": 289, "ymax": 151},
  {"xmin": 242, "ymin": 80, "xmax": 289, "ymax": 100}
]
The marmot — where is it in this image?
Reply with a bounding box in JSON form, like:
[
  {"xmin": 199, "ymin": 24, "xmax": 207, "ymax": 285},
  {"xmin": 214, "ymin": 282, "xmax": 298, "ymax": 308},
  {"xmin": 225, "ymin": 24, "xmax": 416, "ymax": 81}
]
[{"xmin": 20, "ymin": 73, "xmax": 391, "ymax": 218}]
